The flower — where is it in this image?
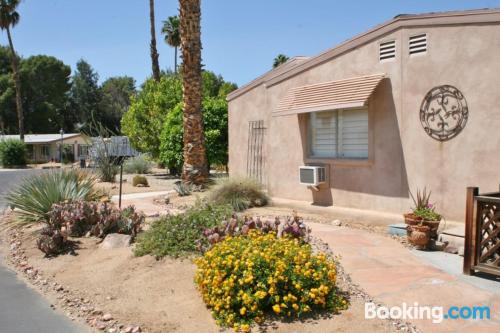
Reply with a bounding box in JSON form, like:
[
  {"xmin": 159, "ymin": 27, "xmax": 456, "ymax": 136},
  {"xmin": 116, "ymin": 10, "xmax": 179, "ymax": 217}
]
[{"xmin": 272, "ymin": 304, "xmax": 281, "ymax": 314}]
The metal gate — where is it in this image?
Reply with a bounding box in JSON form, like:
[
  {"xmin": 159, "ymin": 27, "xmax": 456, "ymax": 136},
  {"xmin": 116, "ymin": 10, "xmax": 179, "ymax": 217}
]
[{"xmin": 246, "ymin": 120, "xmax": 266, "ymax": 184}]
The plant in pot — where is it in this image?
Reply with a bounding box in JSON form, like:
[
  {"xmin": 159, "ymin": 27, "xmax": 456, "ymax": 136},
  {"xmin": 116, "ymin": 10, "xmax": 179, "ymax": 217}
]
[{"xmin": 404, "ymin": 187, "xmax": 442, "ymax": 249}]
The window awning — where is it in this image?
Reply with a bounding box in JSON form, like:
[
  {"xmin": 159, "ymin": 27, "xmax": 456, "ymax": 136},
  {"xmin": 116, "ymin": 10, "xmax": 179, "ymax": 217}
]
[{"xmin": 274, "ymin": 73, "xmax": 385, "ymax": 117}]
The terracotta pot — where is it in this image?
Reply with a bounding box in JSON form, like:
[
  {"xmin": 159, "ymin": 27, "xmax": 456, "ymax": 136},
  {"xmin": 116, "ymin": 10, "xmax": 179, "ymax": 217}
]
[
  {"xmin": 407, "ymin": 225, "xmax": 431, "ymax": 248},
  {"xmin": 403, "ymin": 213, "xmax": 422, "ymax": 226},
  {"xmin": 422, "ymin": 219, "xmax": 441, "ymax": 239}
]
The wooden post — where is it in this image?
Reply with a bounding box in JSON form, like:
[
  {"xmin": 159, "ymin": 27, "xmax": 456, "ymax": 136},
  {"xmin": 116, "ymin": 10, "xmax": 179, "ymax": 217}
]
[
  {"xmin": 119, "ymin": 163, "xmax": 123, "ymax": 209},
  {"xmin": 463, "ymin": 187, "xmax": 478, "ymax": 275}
]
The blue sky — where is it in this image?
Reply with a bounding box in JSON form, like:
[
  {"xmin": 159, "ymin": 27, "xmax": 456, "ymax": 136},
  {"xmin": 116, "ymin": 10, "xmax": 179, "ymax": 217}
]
[{"xmin": 3, "ymin": 0, "xmax": 500, "ymax": 87}]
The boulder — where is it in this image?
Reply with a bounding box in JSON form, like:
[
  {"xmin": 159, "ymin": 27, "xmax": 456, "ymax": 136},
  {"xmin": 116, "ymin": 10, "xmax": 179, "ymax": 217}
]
[{"xmin": 100, "ymin": 234, "xmax": 132, "ymax": 250}]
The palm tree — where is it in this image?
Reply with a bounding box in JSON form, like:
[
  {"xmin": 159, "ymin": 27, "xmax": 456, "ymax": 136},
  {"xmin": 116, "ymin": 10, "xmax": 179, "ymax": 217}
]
[
  {"xmin": 0, "ymin": 0, "xmax": 23, "ymax": 139},
  {"xmin": 179, "ymin": 0, "xmax": 208, "ymax": 185},
  {"xmin": 273, "ymin": 54, "xmax": 289, "ymax": 68},
  {"xmin": 161, "ymin": 15, "xmax": 180, "ymax": 74},
  {"xmin": 148, "ymin": 0, "xmax": 160, "ymax": 82}
]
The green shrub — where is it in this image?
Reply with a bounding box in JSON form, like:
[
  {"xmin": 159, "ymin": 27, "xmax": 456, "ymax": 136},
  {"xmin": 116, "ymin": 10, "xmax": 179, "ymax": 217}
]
[
  {"xmin": 0, "ymin": 139, "xmax": 27, "ymax": 168},
  {"xmin": 194, "ymin": 231, "xmax": 347, "ymax": 331},
  {"xmin": 6, "ymin": 170, "xmax": 101, "ymax": 225},
  {"xmin": 134, "ymin": 203, "xmax": 232, "ymax": 258},
  {"xmin": 132, "ymin": 175, "xmax": 149, "ymax": 187},
  {"xmin": 48, "ymin": 201, "xmax": 144, "ymax": 238},
  {"xmin": 208, "ymin": 178, "xmax": 269, "ymax": 211},
  {"xmin": 123, "ymin": 155, "xmax": 153, "ymax": 174}
]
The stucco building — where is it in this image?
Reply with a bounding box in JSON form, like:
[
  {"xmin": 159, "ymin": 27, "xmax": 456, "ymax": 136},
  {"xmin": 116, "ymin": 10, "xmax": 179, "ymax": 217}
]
[{"xmin": 227, "ymin": 9, "xmax": 500, "ymax": 222}]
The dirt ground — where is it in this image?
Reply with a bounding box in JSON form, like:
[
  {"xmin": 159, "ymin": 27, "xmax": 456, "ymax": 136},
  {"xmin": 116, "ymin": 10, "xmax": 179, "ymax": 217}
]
[
  {"xmin": 18, "ymin": 233, "xmax": 395, "ymax": 333},
  {"xmin": 96, "ymin": 172, "xmax": 179, "ymax": 196}
]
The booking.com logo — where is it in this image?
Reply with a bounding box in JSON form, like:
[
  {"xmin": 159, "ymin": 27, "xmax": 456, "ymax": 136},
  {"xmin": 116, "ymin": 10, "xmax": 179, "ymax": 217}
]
[{"xmin": 365, "ymin": 302, "xmax": 491, "ymax": 324}]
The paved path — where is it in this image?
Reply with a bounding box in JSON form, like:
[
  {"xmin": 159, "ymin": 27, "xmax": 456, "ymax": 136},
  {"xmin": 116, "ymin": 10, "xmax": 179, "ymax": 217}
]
[
  {"xmin": 0, "ymin": 169, "xmax": 88, "ymax": 333},
  {"xmin": 309, "ymin": 222, "xmax": 500, "ymax": 333}
]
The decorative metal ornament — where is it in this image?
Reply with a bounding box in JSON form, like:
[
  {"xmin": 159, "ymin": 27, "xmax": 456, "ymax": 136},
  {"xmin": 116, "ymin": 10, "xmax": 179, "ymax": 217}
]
[{"xmin": 419, "ymin": 85, "xmax": 468, "ymax": 141}]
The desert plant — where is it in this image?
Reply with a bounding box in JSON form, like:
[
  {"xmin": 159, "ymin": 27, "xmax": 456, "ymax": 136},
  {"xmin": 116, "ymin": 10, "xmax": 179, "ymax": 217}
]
[
  {"xmin": 48, "ymin": 200, "xmax": 144, "ymax": 238},
  {"xmin": 194, "ymin": 230, "xmax": 347, "ymax": 331},
  {"xmin": 173, "ymin": 180, "xmax": 192, "ymax": 196},
  {"xmin": 409, "ymin": 187, "xmax": 441, "ymax": 221},
  {"xmin": 6, "ymin": 170, "xmax": 101, "ymax": 225},
  {"xmin": 36, "ymin": 226, "xmax": 66, "ymax": 256},
  {"xmin": 200, "ymin": 211, "xmax": 310, "ymax": 252},
  {"xmin": 208, "ymin": 178, "xmax": 269, "ymax": 211},
  {"xmin": 132, "ymin": 175, "xmax": 149, "ymax": 187},
  {"xmin": 134, "ymin": 202, "xmax": 232, "ymax": 258},
  {"xmin": 0, "ymin": 138, "xmax": 26, "ymax": 167},
  {"xmin": 93, "ymin": 142, "xmax": 119, "ymax": 182},
  {"xmin": 123, "ymin": 155, "xmax": 153, "ymax": 174}
]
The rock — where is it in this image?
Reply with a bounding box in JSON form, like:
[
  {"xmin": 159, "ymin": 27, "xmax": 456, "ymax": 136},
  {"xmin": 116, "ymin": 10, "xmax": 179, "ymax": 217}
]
[
  {"xmin": 132, "ymin": 327, "xmax": 141, "ymax": 333},
  {"xmin": 331, "ymin": 219, "xmax": 342, "ymax": 226},
  {"xmin": 108, "ymin": 329, "xmax": 117, "ymax": 333},
  {"xmin": 100, "ymin": 234, "xmax": 132, "ymax": 250},
  {"xmin": 164, "ymin": 196, "xmax": 170, "ymax": 205},
  {"xmin": 96, "ymin": 322, "xmax": 108, "ymax": 330},
  {"xmin": 458, "ymin": 246, "xmax": 465, "ymax": 256},
  {"xmin": 443, "ymin": 245, "xmax": 459, "ymax": 254},
  {"xmin": 428, "ymin": 240, "xmax": 448, "ymax": 251},
  {"xmin": 102, "ymin": 313, "xmax": 113, "ymax": 321},
  {"xmin": 135, "ymin": 184, "xmax": 145, "ymax": 188},
  {"xmin": 124, "ymin": 327, "xmax": 133, "ymax": 333}
]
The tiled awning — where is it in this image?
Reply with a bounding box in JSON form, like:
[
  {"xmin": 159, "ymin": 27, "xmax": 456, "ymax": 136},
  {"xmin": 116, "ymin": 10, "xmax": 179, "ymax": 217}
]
[{"xmin": 274, "ymin": 73, "xmax": 385, "ymax": 116}]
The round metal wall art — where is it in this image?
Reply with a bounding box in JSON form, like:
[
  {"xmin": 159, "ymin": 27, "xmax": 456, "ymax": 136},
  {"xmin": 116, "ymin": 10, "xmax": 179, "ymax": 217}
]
[{"xmin": 419, "ymin": 85, "xmax": 469, "ymax": 141}]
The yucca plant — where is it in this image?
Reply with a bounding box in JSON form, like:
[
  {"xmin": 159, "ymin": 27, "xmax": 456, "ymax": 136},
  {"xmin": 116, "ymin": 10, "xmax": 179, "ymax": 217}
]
[
  {"xmin": 6, "ymin": 170, "xmax": 101, "ymax": 225},
  {"xmin": 208, "ymin": 177, "xmax": 269, "ymax": 212}
]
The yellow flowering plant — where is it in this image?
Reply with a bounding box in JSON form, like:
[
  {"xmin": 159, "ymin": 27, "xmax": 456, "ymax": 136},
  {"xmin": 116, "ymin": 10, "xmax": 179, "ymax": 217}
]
[{"xmin": 194, "ymin": 230, "xmax": 347, "ymax": 331}]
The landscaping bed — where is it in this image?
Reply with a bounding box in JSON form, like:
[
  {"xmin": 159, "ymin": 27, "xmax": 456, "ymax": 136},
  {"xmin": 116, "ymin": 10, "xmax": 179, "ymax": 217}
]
[{"xmin": 0, "ymin": 211, "xmax": 398, "ymax": 333}]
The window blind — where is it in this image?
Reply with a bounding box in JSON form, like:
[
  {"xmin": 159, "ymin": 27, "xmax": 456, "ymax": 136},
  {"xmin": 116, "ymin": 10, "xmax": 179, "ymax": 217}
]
[{"xmin": 310, "ymin": 108, "xmax": 368, "ymax": 159}]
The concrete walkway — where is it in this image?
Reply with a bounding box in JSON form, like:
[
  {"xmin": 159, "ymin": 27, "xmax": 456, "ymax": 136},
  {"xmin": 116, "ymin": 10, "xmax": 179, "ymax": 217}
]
[{"xmin": 309, "ymin": 222, "xmax": 500, "ymax": 333}]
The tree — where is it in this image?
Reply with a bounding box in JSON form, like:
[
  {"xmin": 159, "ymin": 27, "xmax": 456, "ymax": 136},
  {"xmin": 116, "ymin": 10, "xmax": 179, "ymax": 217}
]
[
  {"xmin": 161, "ymin": 15, "xmax": 180, "ymax": 74},
  {"xmin": 69, "ymin": 60, "xmax": 102, "ymax": 133},
  {"xmin": 159, "ymin": 72, "xmax": 236, "ymax": 174},
  {"xmin": 149, "ymin": 0, "xmax": 160, "ymax": 82},
  {"xmin": 273, "ymin": 54, "xmax": 289, "ymax": 68},
  {"xmin": 179, "ymin": 0, "xmax": 208, "ymax": 185},
  {"xmin": 121, "ymin": 74, "xmax": 182, "ymax": 159},
  {"xmin": 0, "ymin": 45, "xmax": 16, "ymax": 133},
  {"xmin": 99, "ymin": 76, "xmax": 136, "ymax": 133},
  {"xmin": 19, "ymin": 55, "xmax": 71, "ymax": 133},
  {"xmin": 0, "ymin": 0, "xmax": 23, "ymax": 139}
]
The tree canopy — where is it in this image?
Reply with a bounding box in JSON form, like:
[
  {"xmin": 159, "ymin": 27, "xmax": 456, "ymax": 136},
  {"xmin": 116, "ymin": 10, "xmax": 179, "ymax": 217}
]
[{"xmin": 122, "ymin": 70, "xmax": 237, "ymax": 170}]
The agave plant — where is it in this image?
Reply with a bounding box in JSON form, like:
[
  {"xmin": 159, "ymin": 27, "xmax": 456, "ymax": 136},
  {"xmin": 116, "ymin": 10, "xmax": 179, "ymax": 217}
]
[{"xmin": 6, "ymin": 170, "xmax": 101, "ymax": 225}]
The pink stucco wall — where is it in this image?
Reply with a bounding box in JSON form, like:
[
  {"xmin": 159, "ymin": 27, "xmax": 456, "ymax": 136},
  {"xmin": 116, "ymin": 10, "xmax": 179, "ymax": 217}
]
[{"xmin": 228, "ymin": 20, "xmax": 500, "ymax": 222}]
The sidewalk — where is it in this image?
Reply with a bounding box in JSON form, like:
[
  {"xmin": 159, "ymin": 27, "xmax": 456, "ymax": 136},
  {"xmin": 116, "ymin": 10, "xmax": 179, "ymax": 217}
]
[{"xmin": 309, "ymin": 222, "xmax": 500, "ymax": 333}]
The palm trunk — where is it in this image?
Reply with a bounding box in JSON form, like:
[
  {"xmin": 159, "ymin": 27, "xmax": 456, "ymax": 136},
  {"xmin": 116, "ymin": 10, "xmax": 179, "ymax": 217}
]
[
  {"xmin": 149, "ymin": 0, "xmax": 160, "ymax": 82},
  {"xmin": 174, "ymin": 46, "xmax": 178, "ymax": 74},
  {"xmin": 6, "ymin": 27, "xmax": 23, "ymax": 140},
  {"xmin": 179, "ymin": 0, "xmax": 208, "ymax": 185}
]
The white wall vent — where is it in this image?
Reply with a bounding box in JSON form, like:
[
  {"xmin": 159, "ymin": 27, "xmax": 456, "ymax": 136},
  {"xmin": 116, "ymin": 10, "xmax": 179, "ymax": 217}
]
[
  {"xmin": 409, "ymin": 33, "xmax": 427, "ymax": 55},
  {"xmin": 379, "ymin": 40, "xmax": 396, "ymax": 61},
  {"xmin": 299, "ymin": 166, "xmax": 326, "ymax": 186}
]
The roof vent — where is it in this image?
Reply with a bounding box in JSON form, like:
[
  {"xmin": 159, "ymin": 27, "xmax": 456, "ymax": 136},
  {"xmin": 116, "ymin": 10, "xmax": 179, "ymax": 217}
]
[
  {"xmin": 379, "ymin": 40, "xmax": 396, "ymax": 61},
  {"xmin": 409, "ymin": 33, "xmax": 427, "ymax": 55}
]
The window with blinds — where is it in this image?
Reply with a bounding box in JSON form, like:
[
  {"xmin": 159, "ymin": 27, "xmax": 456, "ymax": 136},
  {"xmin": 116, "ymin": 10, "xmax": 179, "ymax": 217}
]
[{"xmin": 309, "ymin": 108, "xmax": 368, "ymax": 159}]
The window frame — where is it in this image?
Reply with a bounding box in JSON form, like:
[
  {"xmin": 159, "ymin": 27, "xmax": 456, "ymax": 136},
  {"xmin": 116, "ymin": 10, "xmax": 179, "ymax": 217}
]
[{"xmin": 306, "ymin": 107, "xmax": 373, "ymax": 166}]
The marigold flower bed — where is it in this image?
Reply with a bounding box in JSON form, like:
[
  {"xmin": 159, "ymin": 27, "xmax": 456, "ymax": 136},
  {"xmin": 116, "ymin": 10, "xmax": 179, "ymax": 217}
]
[{"xmin": 194, "ymin": 231, "xmax": 347, "ymax": 331}]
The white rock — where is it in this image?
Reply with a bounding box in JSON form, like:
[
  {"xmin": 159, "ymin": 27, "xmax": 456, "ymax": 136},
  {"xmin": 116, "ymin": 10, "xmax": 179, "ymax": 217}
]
[
  {"xmin": 100, "ymin": 234, "xmax": 132, "ymax": 250},
  {"xmin": 102, "ymin": 313, "xmax": 113, "ymax": 321},
  {"xmin": 331, "ymin": 219, "xmax": 342, "ymax": 226}
]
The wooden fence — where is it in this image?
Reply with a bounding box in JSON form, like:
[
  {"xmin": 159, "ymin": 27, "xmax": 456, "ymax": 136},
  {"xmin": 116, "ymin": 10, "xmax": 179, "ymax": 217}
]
[{"xmin": 463, "ymin": 185, "xmax": 500, "ymax": 276}]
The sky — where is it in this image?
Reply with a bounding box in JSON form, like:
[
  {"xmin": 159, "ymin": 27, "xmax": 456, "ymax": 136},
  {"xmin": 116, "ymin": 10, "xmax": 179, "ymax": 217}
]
[{"xmin": 3, "ymin": 0, "xmax": 500, "ymax": 88}]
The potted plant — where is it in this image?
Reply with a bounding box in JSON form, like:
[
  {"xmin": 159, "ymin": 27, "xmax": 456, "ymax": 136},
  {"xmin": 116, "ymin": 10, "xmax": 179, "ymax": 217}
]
[{"xmin": 404, "ymin": 187, "xmax": 442, "ymax": 249}]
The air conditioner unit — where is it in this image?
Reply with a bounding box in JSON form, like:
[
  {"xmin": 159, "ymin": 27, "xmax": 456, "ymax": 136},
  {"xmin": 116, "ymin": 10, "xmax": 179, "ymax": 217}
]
[{"xmin": 299, "ymin": 166, "xmax": 326, "ymax": 186}]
